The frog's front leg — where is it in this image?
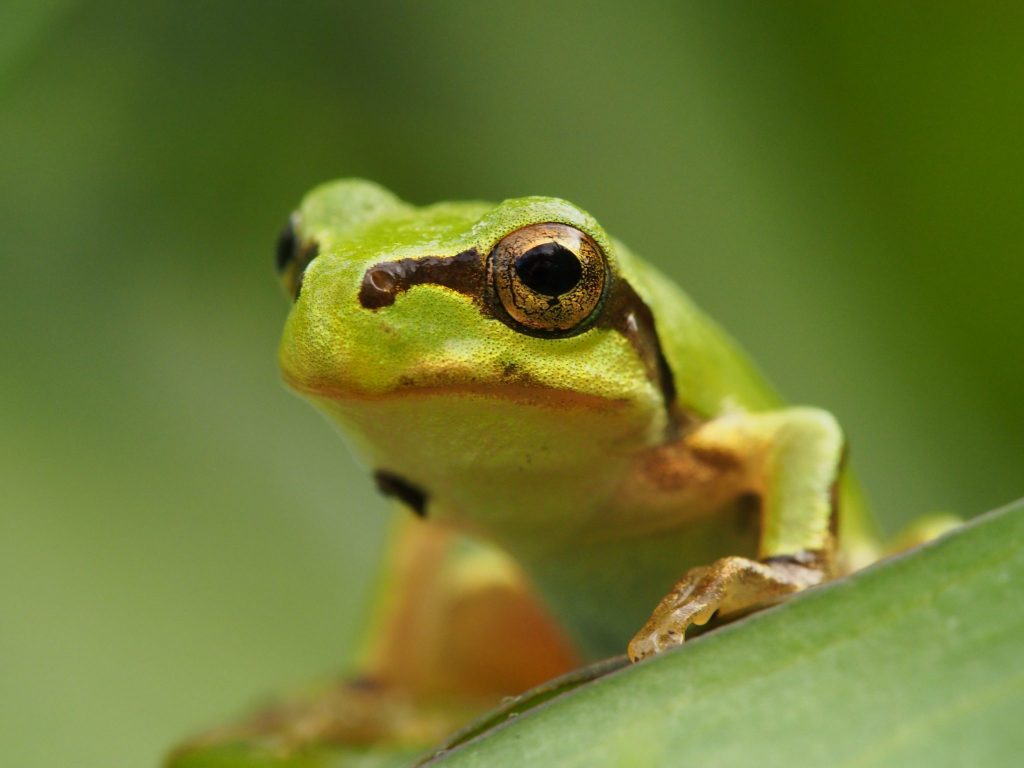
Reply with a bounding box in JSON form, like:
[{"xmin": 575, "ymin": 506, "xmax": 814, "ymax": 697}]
[{"xmin": 628, "ymin": 407, "xmax": 843, "ymax": 662}]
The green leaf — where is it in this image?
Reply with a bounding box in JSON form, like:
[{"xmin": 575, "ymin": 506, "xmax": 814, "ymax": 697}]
[
  {"xmin": 172, "ymin": 500, "xmax": 1024, "ymax": 767},
  {"xmin": 425, "ymin": 499, "xmax": 1024, "ymax": 767},
  {"xmin": 167, "ymin": 742, "xmax": 422, "ymax": 768}
]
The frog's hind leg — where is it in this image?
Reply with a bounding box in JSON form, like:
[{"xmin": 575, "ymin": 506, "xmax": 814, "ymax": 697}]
[
  {"xmin": 169, "ymin": 515, "xmax": 580, "ymax": 762},
  {"xmin": 359, "ymin": 516, "xmax": 581, "ymax": 705},
  {"xmin": 886, "ymin": 513, "xmax": 961, "ymax": 554}
]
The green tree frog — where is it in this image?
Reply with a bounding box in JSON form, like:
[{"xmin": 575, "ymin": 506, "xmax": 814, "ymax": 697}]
[{"xmin": 185, "ymin": 178, "xmax": 912, "ymax": 756}]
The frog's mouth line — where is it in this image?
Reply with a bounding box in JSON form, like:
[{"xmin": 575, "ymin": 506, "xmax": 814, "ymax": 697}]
[{"xmin": 281, "ymin": 372, "xmax": 634, "ymax": 412}]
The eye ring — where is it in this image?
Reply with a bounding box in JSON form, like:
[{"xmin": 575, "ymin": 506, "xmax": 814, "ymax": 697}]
[{"xmin": 487, "ymin": 223, "xmax": 608, "ymax": 334}]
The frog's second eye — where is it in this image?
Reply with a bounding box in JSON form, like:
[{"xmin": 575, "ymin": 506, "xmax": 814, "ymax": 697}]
[
  {"xmin": 275, "ymin": 214, "xmax": 319, "ymax": 301},
  {"xmin": 488, "ymin": 223, "xmax": 607, "ymax": 334},
  {"xmin": 275, "ymin": 218, "xmax": 298, "ymax": 275}
]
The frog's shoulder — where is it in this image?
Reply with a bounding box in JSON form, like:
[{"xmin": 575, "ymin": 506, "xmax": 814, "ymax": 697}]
[{"xmin": 614, "ymin": 241, "xmax": 782, "ymax": 417}]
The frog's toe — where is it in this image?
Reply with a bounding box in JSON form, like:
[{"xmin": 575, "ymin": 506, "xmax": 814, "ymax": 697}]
[
  {"xmin": 630, "ymin": 601, "xmax": 721, "ymax": 661},
  {"xmin": 628, "ymin": 572, "xmax": 722, "ymax": 662},
  {"xmin": 627, "ymin": 625, "xmax": 681, "ymax": 662}
]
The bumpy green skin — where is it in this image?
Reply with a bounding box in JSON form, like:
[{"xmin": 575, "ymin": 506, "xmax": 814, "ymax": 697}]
[{"xmin": 279, "ymin": 179, "xmax": 874, "ymax": 659}]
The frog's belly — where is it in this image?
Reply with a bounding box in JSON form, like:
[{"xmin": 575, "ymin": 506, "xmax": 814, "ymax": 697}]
[{"xmin": 519, "ymin": 498, "xmax": 760, "ymax": 660}]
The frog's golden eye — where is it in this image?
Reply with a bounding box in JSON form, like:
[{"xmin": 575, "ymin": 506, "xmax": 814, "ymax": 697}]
[
  {"xmin": 488, "ymin": 223, "xmax": 608, "ymax": 334},
  {"xmin": 275, "ymin": 214, "xmax": 319, "ymax": 301}
]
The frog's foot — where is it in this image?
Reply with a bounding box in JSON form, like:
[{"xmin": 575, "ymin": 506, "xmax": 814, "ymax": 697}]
[
  {"xmin": 887, "ymin": 513, "xmax": 961, "ymax": 555},
  {"xmin": 168, "ymin": 677, "xmax": 484, "ymax": 764},
  {"xmin": 627, "ymin": 555, "xmax": 826, "ymax": 662}
]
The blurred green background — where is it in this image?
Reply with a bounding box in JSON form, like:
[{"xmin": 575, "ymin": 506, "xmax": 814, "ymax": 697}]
[{"xmin": 2, "ymin": 2, "xmax": 1022, "ymax": 766}]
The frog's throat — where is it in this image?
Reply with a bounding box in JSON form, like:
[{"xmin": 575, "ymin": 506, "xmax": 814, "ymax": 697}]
[{"xmin": 354, "ymin": 249, "xmax": 679, "ymax": 424}]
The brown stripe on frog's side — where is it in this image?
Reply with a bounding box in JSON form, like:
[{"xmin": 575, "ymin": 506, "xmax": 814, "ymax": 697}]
[
  {"xmin": 597, "ymin": 276, "xmax": 686, "ymax": 435},
  {"xmin": 359, "ymin": 248, "xmax": 485, "ymax": 309}
]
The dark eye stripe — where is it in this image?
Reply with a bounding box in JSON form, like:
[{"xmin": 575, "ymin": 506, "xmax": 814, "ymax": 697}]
[{"xmin": 358, "ymin": 249, "xmax": 483, "ymax": 309}]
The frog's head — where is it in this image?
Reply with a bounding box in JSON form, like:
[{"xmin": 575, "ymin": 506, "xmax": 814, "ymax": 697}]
[
  {"xmin": 276, "ymin": 179, "xmax": 677, "ymax": 530},
  {"xmin": 278, "ymin": 179, "xmax": 675, "ymax": 408}
]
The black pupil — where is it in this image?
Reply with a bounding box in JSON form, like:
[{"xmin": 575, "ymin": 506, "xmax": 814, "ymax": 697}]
[{"xmin": 514, "ymin": 242, "xmax": 583, "ymax": 297}]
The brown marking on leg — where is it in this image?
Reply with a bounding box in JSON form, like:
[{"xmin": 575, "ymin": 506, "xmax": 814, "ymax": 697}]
[{"xmin": 635, "ymin": 439, "xmax": 746, "ymax": 493}]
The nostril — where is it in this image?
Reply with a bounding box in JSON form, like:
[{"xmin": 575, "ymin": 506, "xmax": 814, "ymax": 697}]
[
  {"xmin": 368, "ymin": 268, "xmax": 397, "ymax": 293},
  {"xmin": 359, "ymin": 262, "xmax": 410, "ymax": 309}
]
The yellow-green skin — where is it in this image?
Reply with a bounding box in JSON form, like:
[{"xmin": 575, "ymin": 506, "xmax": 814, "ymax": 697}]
[{"xmin": 279, "ymin": 179, "xmax": 875, "ymax": 660}]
